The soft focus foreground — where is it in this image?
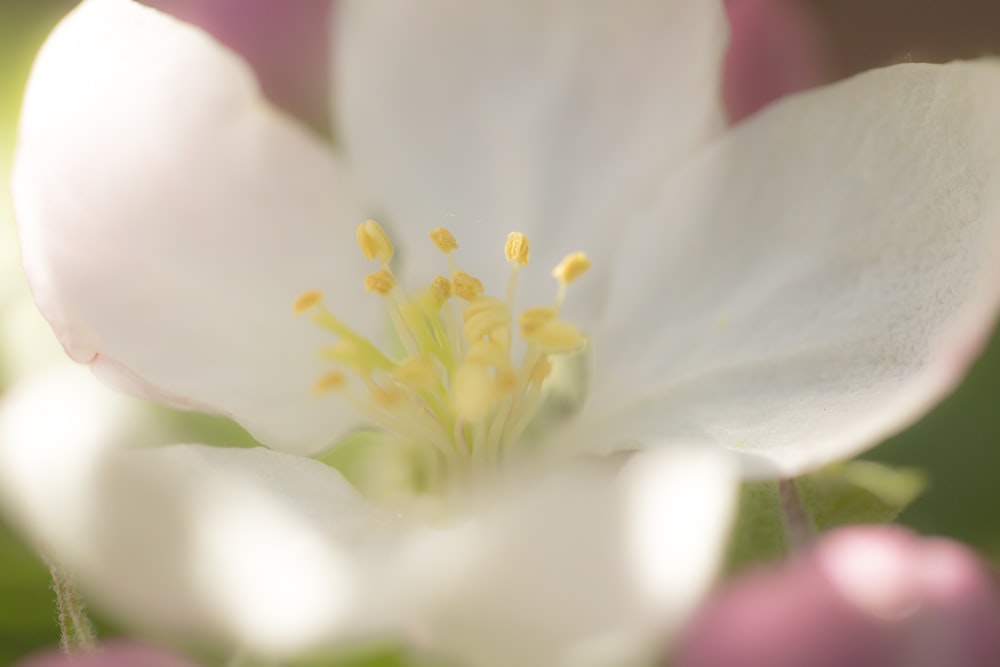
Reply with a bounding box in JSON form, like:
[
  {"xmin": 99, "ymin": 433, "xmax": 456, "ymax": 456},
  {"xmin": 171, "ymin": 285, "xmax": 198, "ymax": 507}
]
[
  {"xmin": 674, "ymin": 526, "xmax": 1000, "ymax": 667},
  {"xmin": 3, "ymin": 1, "xmax": 995, "ymax": 667}
]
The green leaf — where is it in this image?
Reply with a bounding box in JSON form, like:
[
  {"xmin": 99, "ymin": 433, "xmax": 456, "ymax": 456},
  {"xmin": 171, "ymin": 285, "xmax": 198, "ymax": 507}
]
[
  {"xmin": 723, "ymin": 481, "xmax": 786, "ymax": 572},
  {"xmin": 797, "ymin": 460, "xmax": 927, "ymax": 530},
  {"xmin": 724, "ymin": 461, "xmax": 926, "ymax": 572}
]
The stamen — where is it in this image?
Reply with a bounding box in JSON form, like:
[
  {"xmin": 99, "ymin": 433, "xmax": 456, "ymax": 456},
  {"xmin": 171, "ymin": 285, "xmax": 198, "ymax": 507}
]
[
  {"xmin": 429, "ymin": 227, "xmax": 459, "ymax": 253},
  {"xmin": 451, "ymin": 363, "xmax": 495, "ymax": 421},
  {"xmin": 312, "ymin": 370, "xmax": 346, "ymax": 394},
  {"xmin": 463, "ymin": 297, "xmax": 510, "ymax": 342},
  {"xmin": 293, "ymin": 290, "xmax": 324, "ymax": 315},
  {"xmin": 393, "ymin": 357, "xmax": 438, "ymax": 388},
  {"xmin": 428, "ymin": 276, "xmax": 453, "ymax": 308},
  {"xmin": 357, "ymin": 220, "xmax": 395, "ymax": 264},
  {"xmin": 523, "ymin": 319, "xmax": 587, "ymax": 353},
  {"xmin": 518, "ymin": 307, "xmax": 557, "ymax": 336},
  {"xmin": 299, "ymin": 221, "xmax": 592, "ymax": 500},
  {"xmin": 504, "ymin": 232, "xmax": 530, "ymax": 266},
  {"xmin": 364, "ymin": 268, "xmax": 397, "ymax": 295},
  {"xmin": 453, "ymin": 271, "xmax": 484, "ymax": 301},
  {"xmin": 552, "ymin": 252, "xmax": 591, "ymax": 284}
]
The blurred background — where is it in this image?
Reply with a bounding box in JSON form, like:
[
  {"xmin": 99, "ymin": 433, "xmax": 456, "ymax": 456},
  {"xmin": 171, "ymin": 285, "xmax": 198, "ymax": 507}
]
[{"xmin": 2, "ymin": 0, "xmax": 1000, "ymax": 662}]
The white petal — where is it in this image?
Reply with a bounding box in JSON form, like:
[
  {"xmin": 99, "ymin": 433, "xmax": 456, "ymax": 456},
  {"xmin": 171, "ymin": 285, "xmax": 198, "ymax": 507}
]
[
  {"xmin": 334, "ymin": 0, "xmax": 727, "ymax": 317},
  {"xmin": 13, "ymin": 0, "xmax": 376, "ymax": 454},
  {"xmin": 579, "ymin": 62, "xmax": 1000, "ymax": 477},
  {"xmin": 392, "ymin": 450, "xmax": 737, "ymax": 667},
  {"xmin": 88, "ymin": 445, "xmax": 396, "ymax": 654},
  {"xmin": 0, "ymin": 369, "xmax": 403, "ymax": 654}
]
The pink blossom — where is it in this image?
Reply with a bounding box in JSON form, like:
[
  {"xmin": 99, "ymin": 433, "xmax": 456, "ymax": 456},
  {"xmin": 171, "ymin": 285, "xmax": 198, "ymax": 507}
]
[
  {"xmin": 722, "ymin": 0, "xmax": 834, "ymax": 121},
  {"xmin": 14, "ymin": 641, "xmax": 202, "ymax": 667},
  {"xmin": 673, "ymin": 525, "xmax": 1000, "ymax": 667}
]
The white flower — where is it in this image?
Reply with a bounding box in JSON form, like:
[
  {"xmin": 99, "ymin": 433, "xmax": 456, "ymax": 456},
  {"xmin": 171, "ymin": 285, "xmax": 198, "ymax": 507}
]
[{"xmin": 4, "ymin": 0, "xmax": 1000, "ymax": 665}]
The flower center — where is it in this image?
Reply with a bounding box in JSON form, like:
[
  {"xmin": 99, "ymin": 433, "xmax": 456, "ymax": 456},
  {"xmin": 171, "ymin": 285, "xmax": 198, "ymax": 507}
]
[{"xmin": 294, "ymin": 221, "xmax": 590, "ymax": 505}]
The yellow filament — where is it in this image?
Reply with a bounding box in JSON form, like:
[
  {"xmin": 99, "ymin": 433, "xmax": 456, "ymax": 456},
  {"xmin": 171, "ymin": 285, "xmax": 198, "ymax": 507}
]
[
  {"xmin": 504, "ymin": 232, "xmax": 530, "ymax": 266},
  {"xmin": 429, "ymin": 227, "xmax": 459, "ymax": 253},
  {"xmin": 552, "ymin": 252, "xmax": 591, "ymax": 284},
  {"xmin": 451, "ymin": 363, "xmax": 495, "ymax": 421},
  {"xmin": 463, "ymin": 297, "xmax": 510, "ymax": 342},
  {"xmin": 364, "ymin": 268, "xmax": 397, "ymax": 295},
  {"xmin": 465, "ymin": 339, "xmax": 509, "ymax": 368},
  {"xmin": 394, "ymin": 357, "xmax": 437, "ymax": 388},
  {"xmin": 294, "ymin": 290, "xmax": 324, "ymax": 314},
  {"xmin": 357, "ymin": 220, "xmax": 395, "ymax": 264}
]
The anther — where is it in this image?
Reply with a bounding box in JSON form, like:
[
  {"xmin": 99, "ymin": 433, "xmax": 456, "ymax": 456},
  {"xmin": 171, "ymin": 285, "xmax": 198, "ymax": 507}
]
[
  {"xmin": 312, "ymin": 371, "xmax": 346, "ymax": 394},
  {"xmin": 357, "ymin": 220, "xmax": 395, "ymax": 264},
  {"xmin": 504, "ymin": 232, "xmax": 530, "ymax": 266},
  {"xmin": 429, "ymin": 227, "xmax": 459, "ymax": 253},
  {"xmin": 518, "ymin": 306, "xmax": 556, "ymax": 335},
  {"xmin": 428, "ymin": 276, "xmax": 453, "ymax": 308},
  {"xmin": 293, "ymin": 290, "xmax": 324, "ymax": 314},
  {"xmin": 529, "ymin": 359, "xmax": 554, "ymax": 385},
  {"xmin": 452, "ymin": 271, "xmax": 484, "ymax": 301},
  {"xmin": 523, "ymin": 319, "xmax": 587, "ymax": 353},
  {"xmin": 552, "ymin": 252, "xmax": 591, "ymax": 284},
  {"xmin": 365, "ymin": 268, "xmax": 397, "ymax": 295}
]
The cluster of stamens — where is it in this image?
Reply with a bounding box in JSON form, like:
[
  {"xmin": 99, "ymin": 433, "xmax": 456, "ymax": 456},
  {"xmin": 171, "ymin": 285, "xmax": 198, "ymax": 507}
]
[{"xmin": 294, "ymin": 221, "xmax": 590, "ymax": 492}]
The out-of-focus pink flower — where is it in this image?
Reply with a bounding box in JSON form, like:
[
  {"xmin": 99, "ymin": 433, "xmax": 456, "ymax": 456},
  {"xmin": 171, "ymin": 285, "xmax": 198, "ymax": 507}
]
[
  {"xmin": 673, "ymin": 525, "xmax": 1000, "ymax": 667},
  {"xmin": 142, "ymin": 0, "xmax": 333, "ymax": 132},
  {"xmin": 14, "ymin": 641, "xmax": 203, "ymax": 667},
  {"xmin": 723, "ymin": 0, "xmax": 834, "ymax": 122}
]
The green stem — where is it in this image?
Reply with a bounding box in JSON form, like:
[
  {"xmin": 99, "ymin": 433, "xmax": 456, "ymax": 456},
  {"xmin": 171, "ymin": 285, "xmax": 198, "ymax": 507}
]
[
  {"xmin": 778, "ymin": 478, "xmax": 814, "ymax": 553},
  {"xmin": 42, "ymin": 551, "xmax": 97, "ymax": 654}
]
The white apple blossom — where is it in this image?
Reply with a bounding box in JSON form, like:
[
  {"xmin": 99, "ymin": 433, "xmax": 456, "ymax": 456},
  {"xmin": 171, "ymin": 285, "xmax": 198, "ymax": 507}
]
[{"xmin": 4, "ymin": 0, "xmax": 1000, "ymax": 665}]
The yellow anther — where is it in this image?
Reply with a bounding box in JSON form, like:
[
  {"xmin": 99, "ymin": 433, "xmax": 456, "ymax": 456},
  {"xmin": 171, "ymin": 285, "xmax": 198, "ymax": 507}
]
[
  {"xmin": 357, "ymin": 220, "xmax": 395, "ymax": 264},
  {"xmin": 364, "ymin": 268, "xmax": 397, "ymax": 295},
  {"xmin": 552, "ymin": 252, "xmax": 591, "ymax": 284},
  {"xmin": 428, "ymin": 275, "xmax": 453, "ymax": 308},
  {"xmin": 394, "ymin": 357, "xmax": 437, "ymax": 388},
  {"xmin": 504, "ymin": 232, "xmax": 530, "ymax": 266},
  {"xmin": 451, "ymin": 363, "xmax": 495, "ymax": 421},
  {"xmin": 312, "ymin": 371, "xmax": 346, "ymax": 395},
  {"xmin": 523, "ymin": 319, "xmax": 587, "ymax": 353},
  {"xmin": 529, "ymin": 359, "xmax": 554, "ymax": 385},
  {"xmin": 518, "ymin": 306, "xmax": 557, "ymax": 335},
  {"xmin": 429, "ymin": 227, "xmax": 459, "ymax": 253},
  {"xmin": 463, "ymin": 297, "xmax": 510, "ymax": 342},
  {"xmin": 372, "ymin": 385, "xmax": 405, "ymax": 408},
  {"xmin": 293, "ymin": 290, "xmax": 324, "ymax": 314},
  {"xmin": 495, "ymin": 368, "xmax": 519, "ymax": 394},
  {"xmin": 452, "ymin": 270, "xmax": 484, "ymax": 301}
]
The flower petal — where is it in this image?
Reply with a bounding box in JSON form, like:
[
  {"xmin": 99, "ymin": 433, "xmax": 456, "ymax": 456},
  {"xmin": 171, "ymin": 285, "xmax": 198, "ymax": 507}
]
[
  {"xmin": 0, "ymin": 367, "xmax": 403, "ymax": 655},
  {"xmin": 392, "ymin": 449, "xmax": 738, "ymax": 667},
  {"xmin": 578, "ymin": 61, "xmax": 1000, "ymax": 477},
  {"xmin": 334, "ymin": 0, "xmax": 728, "ymax": 312},
  {"xmin": 13, "ymin": 0, "xmax": 375, "ymax": 454}
]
